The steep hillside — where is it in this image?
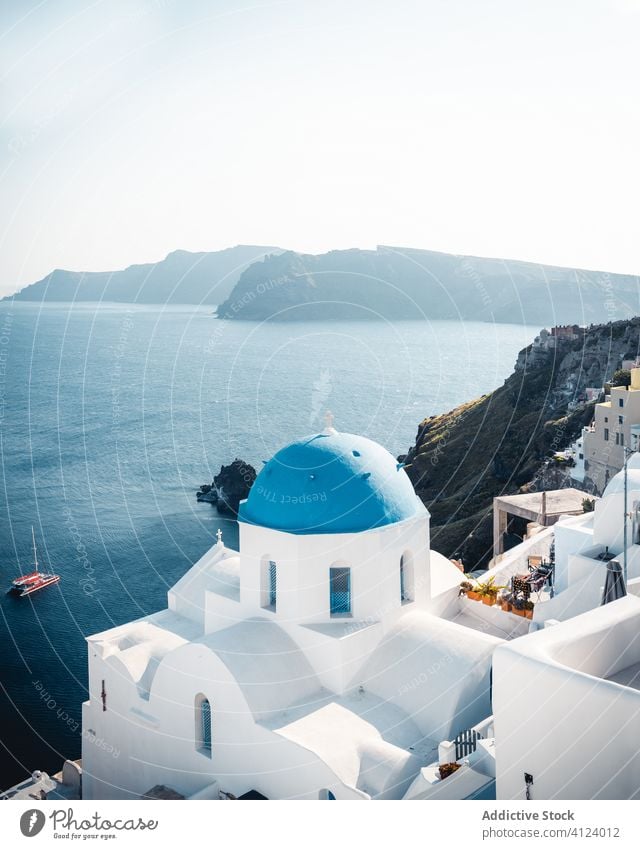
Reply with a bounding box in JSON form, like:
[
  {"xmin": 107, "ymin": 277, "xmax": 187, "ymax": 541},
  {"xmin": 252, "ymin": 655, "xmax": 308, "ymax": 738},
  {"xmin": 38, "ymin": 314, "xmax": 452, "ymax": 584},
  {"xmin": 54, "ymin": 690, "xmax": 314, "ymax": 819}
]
[
  {"xmin": 217, "ymin": 246, "xmax": 640, "ymax": 325},
  {"xmin": 404, "ymin": 318, "xmax": 640, "ymax": 568},
  {"xmin": 7, "ymin": 245, "xmax": 281, "ymax": 304}
]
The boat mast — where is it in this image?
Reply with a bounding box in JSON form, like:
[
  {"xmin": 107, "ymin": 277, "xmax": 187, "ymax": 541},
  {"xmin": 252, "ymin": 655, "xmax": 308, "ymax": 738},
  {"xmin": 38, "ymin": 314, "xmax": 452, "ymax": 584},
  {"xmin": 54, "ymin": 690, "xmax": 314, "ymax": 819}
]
[{"xmin": 32, "ymin": 526, "xmax": 38, "ymax": 570}]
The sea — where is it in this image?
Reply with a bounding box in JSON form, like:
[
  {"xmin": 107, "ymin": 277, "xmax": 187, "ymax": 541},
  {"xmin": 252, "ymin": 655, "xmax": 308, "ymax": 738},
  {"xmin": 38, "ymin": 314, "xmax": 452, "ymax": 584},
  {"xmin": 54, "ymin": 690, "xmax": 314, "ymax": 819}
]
[{"xmin": 0, "ymin": 301, "xmax": 538, "ymax": 787}]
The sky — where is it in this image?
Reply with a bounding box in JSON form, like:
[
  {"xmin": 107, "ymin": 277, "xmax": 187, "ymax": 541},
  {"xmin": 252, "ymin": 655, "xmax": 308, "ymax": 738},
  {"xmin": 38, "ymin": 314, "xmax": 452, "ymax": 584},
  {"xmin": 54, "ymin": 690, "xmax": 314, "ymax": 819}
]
[{"xmin": 1, "ymin": 0, "xmax": 639, "ymax": 296}]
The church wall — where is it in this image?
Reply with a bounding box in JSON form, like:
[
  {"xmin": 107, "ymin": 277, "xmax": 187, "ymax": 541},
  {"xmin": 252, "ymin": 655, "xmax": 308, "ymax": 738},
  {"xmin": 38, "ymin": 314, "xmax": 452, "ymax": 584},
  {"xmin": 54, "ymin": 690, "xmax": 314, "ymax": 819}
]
[
  {"xmin": 237, "ymin": 512, "xmax": 430, "ymax": 628},
  {"xmin": 82, "ymin": 635, "xmax": 380, "ymax": 800}
]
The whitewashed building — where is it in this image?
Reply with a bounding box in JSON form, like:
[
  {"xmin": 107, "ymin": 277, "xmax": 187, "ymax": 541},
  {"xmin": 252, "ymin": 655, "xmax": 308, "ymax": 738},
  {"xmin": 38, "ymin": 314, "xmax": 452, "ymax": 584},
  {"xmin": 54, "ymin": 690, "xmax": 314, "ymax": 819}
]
[
  {"xmin": 490, "ymin": 456, "xmax": 640, "ymax": 800},
  {"xmin": 49, "ymin": 429, "xmax": 640, "ymax": 802},
  {"xmin": 81, "ymin": 423, "xmax": 498, "ymax": 800}
]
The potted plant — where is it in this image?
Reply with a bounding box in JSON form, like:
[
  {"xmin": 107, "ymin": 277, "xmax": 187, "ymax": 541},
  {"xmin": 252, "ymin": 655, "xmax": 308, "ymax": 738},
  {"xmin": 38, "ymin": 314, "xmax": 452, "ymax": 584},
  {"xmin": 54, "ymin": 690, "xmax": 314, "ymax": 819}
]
[
  {"xmin": 459, "ymin": 580, "xmax": 473, "ymax": 597},
  {"xmin": 524, "ymin": 600, "xmax": 535, "ymax": 620},
  {"xmin": 476, "ymin": 576, "xmax": 505, "ymax": 606},
  {"xmin": 511, "ymin": 596, "xmax": 525, "ymax": 617},
  {"xmin": 498, "ymin": 590, "xmax": 512, "ymax": 612},
  {"xmin": 438, "ymin": 762, "xmax": 461, "ymax": 780}
]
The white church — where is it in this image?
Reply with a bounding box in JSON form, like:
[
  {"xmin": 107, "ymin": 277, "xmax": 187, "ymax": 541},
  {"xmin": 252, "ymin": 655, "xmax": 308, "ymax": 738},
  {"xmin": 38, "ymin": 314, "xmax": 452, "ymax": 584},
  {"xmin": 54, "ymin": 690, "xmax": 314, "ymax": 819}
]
[
  {"xmin": 5, "ymin": 415, "xmax": 640, "ymax": 801},
  {"xmin": 6, "ymin": 415, "xmax": 636, "ymax": 801},
  {"xmin": 80, "ymin": 419, "xmax": 499, "ymax": 800}
]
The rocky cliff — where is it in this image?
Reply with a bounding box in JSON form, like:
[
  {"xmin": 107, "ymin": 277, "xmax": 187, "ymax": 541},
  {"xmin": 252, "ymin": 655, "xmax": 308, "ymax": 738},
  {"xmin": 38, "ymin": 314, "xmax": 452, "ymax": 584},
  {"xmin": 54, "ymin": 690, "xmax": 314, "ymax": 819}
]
[
  {"xmin": 217, "ymin": 246, "xmax": 640, "ymax": 325},
  {"xmin": 404, "ymin": 318, "xmax": 640, "ymax": 568}
]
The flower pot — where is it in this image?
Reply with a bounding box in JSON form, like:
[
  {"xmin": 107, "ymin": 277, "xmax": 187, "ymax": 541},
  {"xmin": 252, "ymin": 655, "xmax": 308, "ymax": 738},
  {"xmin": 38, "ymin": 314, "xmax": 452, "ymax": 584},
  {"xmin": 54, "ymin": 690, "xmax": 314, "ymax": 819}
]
[
  {"xmin": 482, "ymin": 596, "xmax": 494, "ymax": 606},
  {"xmin": 524, "ymin": 609, "xmax": 533, "ymax": 620},
  {"xmin": 512, "ymin": 607, "xmax": 524, "ymax": 617},
  {"xmin": 501, "ymin": 602, "xmax": 512, "ymax": 612},
  {"xmin": 467, "ymin": 591, "xmax": 480, "ymax": 601}
]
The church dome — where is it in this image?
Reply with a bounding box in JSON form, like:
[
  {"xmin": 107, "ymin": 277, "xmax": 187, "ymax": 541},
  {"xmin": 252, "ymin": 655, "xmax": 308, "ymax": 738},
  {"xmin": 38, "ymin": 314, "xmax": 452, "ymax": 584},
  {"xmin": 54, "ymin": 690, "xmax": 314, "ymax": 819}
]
[
  {"xmin": 601, "ymin": 453, "xmax": 640, "ymax": 499},
  {"xmin": 238, "ymin": 430, "xmax": 425, "ymax": 535}
]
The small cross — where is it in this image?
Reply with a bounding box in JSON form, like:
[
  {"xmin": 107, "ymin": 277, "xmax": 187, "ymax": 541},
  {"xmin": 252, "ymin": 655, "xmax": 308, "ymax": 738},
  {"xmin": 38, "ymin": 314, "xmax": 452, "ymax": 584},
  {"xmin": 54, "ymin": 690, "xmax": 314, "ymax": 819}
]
[
  {"xmin": 324, "ymin": 410, "xmax": 334, "ymax": 429},
  {"xmin": 216, "ymin": 528, "xmax": 223, "ymax": 544}
]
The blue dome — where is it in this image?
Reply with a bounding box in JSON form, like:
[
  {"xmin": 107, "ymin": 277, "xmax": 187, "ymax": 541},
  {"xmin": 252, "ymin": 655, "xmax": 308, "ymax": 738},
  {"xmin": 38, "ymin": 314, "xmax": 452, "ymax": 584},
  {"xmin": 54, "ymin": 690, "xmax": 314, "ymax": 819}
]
[{"xmin": 239, "ymin": 430, "xmax": 425, "ymax": 535}]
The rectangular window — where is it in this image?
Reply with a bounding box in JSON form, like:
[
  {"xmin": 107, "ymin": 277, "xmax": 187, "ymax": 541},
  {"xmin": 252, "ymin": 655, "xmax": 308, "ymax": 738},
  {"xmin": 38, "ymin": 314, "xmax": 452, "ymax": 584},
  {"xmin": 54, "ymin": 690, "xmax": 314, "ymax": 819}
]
[
  {"xmin": 621, "ymin": 433, "xmax": 625, "ymax": 447},
  {"xmin": 616, "ymin": 433, "xmax": 620, "ymax": 445},
  {"xmin": 604, "ymin": 428, "xmax": 609, "ymax": 441},
  {"xmin": 269, "ymin": 561, "xmax": 277, "ymax": 609},
  {"xmin": 202, "ymin": 700, "xmax": 212, "ymax": 753},
  {"xmin": 579, "ymin": 453, "xmax": 584, "ymax": 459},
  {"xmin": 330, "ymin": 567, "xmax": 351, "ymax": 616},
  {"xmin": 261, "ymin": 559, "xmax": 277, "ymax": 611},
  {"xmin": 604, "ymin": 416, "xmax": 608, "ymax": 422},
  {"xmin": 619, "ymin": 398, "xmax": 624, "ymax": 407},
  {"xmin": 619, "ymin": 415, "xmax": 624, "ymax": 424}
]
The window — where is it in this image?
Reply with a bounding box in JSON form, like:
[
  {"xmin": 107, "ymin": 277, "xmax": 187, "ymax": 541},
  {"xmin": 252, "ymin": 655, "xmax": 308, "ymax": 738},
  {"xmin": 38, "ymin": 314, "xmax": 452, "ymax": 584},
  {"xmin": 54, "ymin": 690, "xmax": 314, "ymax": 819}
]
[
  {"xmin": 195, "ymin": 694, "xmax": 212, "ymax": 756},
  {"xmin": 619, "ymin": 415, "xmax": 624, "ymax": 425},
  {"xmin": 604, "ymin": 416, "xmax": 608, "ymax": 422},
  {"xmin": 616, "ymin": 433, "xmax": 620, "ymax": 445},
  {"xmin": 619, "ymin": 398, "xmax": 624, "ymax": 407},
  {"xmin": 319, "ymin": 789, "xmax": 336, "ymax": 800},
  {"xmin": 261, "ymin": 557, "xmax": 277, "ymax": 611},
  {"xmin": 604, "ymin": 428, "xmax": 609, "ymax": 441},
  {"xmin": 621, "ymin": 433, "xmax": 625, "ymax": 447},
  {"xmin": 400, "ymin": 551, "xmax": 415, "ymax": 602},
  {"xmin": 330, "ymin": 566, "xmax": 351, "ymax": 616},
  {"xmin": 579, "ymin": 452, "xmax": 584, "ymax": 460}
]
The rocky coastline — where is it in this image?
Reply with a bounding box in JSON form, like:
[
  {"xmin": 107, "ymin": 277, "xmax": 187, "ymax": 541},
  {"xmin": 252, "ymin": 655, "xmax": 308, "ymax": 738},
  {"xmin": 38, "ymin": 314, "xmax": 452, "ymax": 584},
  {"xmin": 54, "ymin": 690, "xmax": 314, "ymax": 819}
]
[
  {"xmin": 401, "ymin": 318, "xmax": 640, "ymax": 568},
  {"xmin": 197, "ymin": 459, "xmax": 257, "ymax": 516}
]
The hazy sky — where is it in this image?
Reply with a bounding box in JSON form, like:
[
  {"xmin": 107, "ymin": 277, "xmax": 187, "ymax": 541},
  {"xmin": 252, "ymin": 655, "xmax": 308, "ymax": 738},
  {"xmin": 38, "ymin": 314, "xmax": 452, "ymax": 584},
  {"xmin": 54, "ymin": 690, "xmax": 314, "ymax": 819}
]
[{"xmin": 1, "ymin": 0, "xmax": 639, "ymax": 295}]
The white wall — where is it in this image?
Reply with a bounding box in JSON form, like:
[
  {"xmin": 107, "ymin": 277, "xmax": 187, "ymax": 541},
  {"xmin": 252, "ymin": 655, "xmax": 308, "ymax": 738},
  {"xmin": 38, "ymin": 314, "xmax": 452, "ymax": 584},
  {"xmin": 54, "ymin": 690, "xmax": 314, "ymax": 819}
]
[
  {"xmin": 494, "ymin": 597, "xmax": 640, "ymax": 800},
  {"xmin": 238, "ymin": 513, "xmax": 430, "ymax": 629},
  {"xmin": 82, "ymin": 638, "xmax": 376, "ymax": 800}
]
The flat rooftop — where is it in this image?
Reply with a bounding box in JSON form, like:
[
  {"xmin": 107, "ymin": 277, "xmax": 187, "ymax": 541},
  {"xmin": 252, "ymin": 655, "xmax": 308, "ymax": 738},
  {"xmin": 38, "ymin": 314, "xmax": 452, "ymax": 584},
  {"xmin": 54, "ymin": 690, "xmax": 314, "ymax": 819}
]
[{"xmin": 494, "ymin": 488, "xmax": 588, "ymax": 521}]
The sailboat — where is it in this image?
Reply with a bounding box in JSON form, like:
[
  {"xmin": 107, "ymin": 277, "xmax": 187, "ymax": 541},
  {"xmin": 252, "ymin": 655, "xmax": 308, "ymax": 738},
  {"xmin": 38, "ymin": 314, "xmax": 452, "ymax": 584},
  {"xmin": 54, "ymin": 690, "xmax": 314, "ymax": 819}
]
[{"xmin": 9, "ymin": 528, "xmax": 61, "ymax": 596}]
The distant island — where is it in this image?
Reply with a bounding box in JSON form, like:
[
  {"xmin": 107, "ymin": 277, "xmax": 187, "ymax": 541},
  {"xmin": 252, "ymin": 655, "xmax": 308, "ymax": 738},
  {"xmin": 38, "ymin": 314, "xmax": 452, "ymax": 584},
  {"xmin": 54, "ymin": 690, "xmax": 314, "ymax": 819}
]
[
  {"xmin": 6, "ymin": 245, "xmax": 282, "ymax": 305},
  {"xmin": 217, "ymin": 246, "xmax": 640, "ymax": 325},
  {"xmin": 7, "ymin": 244, "xmax": 640, "ymax": 326}
]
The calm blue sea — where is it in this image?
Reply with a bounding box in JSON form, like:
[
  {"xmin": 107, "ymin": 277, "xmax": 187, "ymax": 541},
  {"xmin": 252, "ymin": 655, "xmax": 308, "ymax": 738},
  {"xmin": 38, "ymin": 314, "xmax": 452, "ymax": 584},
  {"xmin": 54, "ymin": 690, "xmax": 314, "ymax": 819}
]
[{"xmin": 0, "ymin": 301, "xmax": 538, "ymax": 787}]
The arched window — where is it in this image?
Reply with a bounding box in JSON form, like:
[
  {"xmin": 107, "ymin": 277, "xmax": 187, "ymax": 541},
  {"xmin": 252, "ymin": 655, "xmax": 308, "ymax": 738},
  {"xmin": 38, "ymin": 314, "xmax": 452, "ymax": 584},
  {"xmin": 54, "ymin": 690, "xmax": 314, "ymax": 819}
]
[
  {"xmin": 330, "ymin": 566, "xmax": 351, "ymax": 616},
  {"xmin": 400, "ymin": 551, "xmax": 414, "ymax": 603},
  {"xmin": 319, "ymin": 788, "xmax": 336, "ymax": 799},
  {"xmin": 260, "ymin": 556, "xmax": 277, "ymax": 611},
  {"xmin": 195, "ymin": 694, "xmax": 212, "ymax": 756}
]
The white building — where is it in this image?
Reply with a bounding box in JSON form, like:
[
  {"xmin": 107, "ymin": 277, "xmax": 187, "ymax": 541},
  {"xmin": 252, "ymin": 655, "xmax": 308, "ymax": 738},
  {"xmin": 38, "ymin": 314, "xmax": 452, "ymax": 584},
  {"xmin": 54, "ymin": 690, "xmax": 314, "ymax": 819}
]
[
  {"xmin": 490, "ymin": 456, "xmax": 640, "ymax": 800},
  {"xmin": 81, "ymin": 424, "xmax": 499, "ymax": 801},
  {"xmin": 582, "ymin": 367, "xmax": 640, "ymax": 493},
  {"xmin": 13, "ymin": 426, "xmax": 640, "ymax": 801}
]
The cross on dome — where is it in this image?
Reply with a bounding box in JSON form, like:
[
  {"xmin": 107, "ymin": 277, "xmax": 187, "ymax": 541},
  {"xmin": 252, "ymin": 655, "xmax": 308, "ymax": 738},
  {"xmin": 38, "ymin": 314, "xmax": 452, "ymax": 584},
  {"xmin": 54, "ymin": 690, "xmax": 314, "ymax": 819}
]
[
  {"xmin": 216, "ymin": 528, "xmax": 223, "ymax": 544},
  {"xmin": 323, "ymin": 410, "xmax": 337, "ymax": 435}
]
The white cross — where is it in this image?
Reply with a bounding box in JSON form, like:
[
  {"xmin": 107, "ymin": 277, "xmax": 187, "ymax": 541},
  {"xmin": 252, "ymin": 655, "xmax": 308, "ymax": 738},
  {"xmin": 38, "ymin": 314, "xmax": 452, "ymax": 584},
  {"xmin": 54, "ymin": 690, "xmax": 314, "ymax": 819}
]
[
  {"xmin": 216, "ymin": 528, "xmax": 223, "ymax": 544},
  {"xmin": 324, "ymin": 410, "xmax": 334, "ymax": 429}
]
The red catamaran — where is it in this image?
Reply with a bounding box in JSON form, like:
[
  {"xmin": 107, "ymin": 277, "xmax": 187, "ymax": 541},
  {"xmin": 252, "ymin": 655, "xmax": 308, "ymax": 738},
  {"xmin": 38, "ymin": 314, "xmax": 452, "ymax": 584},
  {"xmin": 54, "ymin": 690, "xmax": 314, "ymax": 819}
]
[{"xmin": 10, "ymin": 528, "xmax": 61, "ymax": 597}]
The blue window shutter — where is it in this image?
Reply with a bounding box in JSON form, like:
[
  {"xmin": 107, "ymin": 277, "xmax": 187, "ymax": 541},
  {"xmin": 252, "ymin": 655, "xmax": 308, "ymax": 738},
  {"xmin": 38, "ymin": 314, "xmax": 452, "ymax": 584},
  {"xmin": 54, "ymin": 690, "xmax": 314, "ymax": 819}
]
[
  {"xmin": 330, "ymin": 567, "xmax": 351, "ymax": 615},
  {"xmin": 202, "ymin": 699, "xmax": 212, "ymax": 751},
  {"xmin": 269, "ymin": 561, "xmax": 277, "ymax": 609}
]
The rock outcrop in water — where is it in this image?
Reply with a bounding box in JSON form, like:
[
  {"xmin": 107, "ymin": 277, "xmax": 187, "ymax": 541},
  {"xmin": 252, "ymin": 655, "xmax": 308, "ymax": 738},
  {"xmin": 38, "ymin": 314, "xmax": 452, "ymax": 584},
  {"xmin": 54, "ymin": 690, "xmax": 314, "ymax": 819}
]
[
  {"xmin": 197, "ymin": 459, "xmax": 257, "ymax": 516},
  {"xmin": 403, "ymin": 318, "xmax": 640, "ymax": 569},
  {"xmin": 216, "ymin": 246, "xmax": 640, "ymax": 325}
]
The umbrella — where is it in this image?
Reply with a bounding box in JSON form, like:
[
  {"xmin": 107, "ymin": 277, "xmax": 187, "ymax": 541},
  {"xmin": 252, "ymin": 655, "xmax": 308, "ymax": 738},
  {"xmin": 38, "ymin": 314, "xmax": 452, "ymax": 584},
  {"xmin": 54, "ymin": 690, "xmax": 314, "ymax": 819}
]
[{"xmin": 601, "ymin": 559, "xmax": 627, "ymax": 606}]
